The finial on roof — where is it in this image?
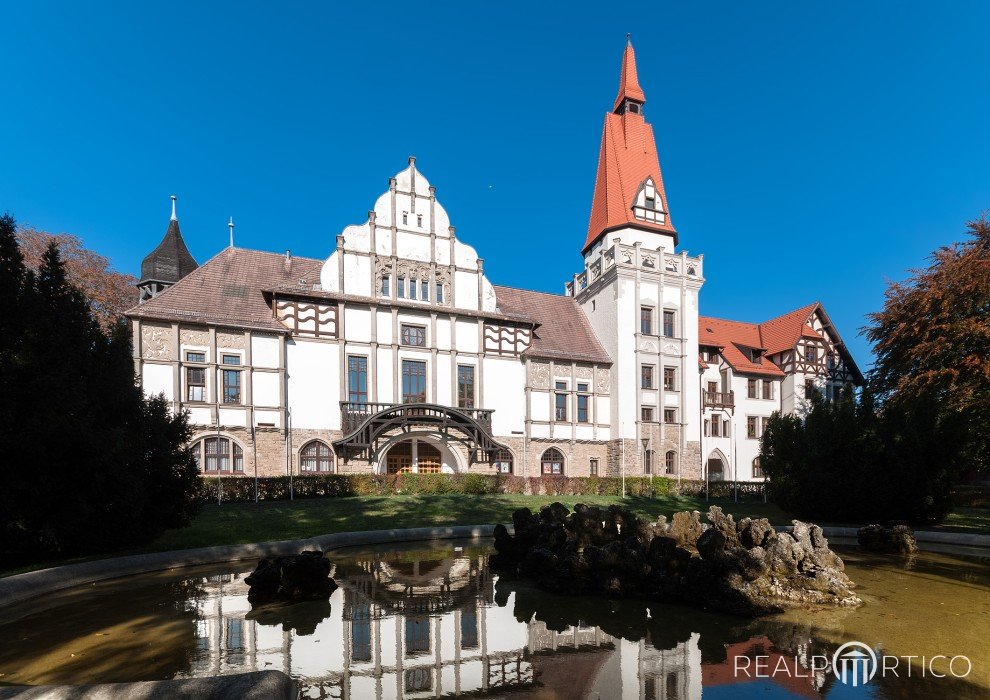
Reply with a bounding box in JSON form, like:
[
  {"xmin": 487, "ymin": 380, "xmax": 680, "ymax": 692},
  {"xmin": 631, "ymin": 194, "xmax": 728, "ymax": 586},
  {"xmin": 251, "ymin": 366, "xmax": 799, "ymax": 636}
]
[
  {"xmin": 626, "ymin": 33, "xmax": 631, "ymax": 45},
  {"xmin": 170, "ymin": 195, "xmax": 177, "ymax": 221},
  {"xmin": 228, "ymin": 217, "xmax": 235, "ymax": 248},
  {"xmin": 408, "ymin": 155, "xmax": 416, "ymax": 167}
]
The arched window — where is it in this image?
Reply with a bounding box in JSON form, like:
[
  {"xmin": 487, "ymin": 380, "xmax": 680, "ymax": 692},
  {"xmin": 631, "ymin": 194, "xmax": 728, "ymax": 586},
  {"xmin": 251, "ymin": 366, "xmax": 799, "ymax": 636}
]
[
  {"xmin": 493, "ymin": 449, "xmax": 513, "ymax": 474},
  {"xmin": 300, "ymin": 441, "xmax": 334, "ymax": 473},
  {"xmin": 665, "ymin": 450, "xmax": 677, "ymax": 475},
  {"xmin": 643, "ymin": 449, "xmax": 654, "ymax": 475},
  {"xmin": 193, "ymin": 437, "xmax": 243, "ymax": 473},
  {"xmin": 753, "ymin": 457, "xmax": 764, "ymax": 479},
  {"xmin": 541, "ymin": 448, "xmax": 564, "ymax": 476}
]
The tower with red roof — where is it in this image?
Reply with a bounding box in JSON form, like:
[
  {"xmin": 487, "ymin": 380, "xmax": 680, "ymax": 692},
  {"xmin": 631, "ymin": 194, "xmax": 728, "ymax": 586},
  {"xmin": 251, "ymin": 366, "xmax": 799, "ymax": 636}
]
[{"xmin": 568, "ymin": 37, "xmax": 706, "ymax": 480}]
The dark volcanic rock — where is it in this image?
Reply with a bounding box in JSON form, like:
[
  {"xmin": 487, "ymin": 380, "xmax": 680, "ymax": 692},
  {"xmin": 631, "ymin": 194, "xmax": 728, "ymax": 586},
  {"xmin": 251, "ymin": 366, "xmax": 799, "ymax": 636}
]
[
  {"xmin": 857, "ymin": 523, "xmax": 918, "ymax": 554},
  {"xmin": 245, "ymin": 550, "xmax": 337, "ymax": 605},
  {"xmin": 491, "ymin": 503, "xmax": 860, "ymax": 617}
]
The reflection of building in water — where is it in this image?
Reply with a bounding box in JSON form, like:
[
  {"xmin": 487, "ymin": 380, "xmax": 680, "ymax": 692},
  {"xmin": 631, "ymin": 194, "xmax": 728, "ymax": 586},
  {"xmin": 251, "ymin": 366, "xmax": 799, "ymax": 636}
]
[
  {"xmin": 180, "ymin": 555, "xmax": 703, "ymax": 699},
  {"xmin": 701, "ymin": 635, "xmax": 824, "ymax": 699}
]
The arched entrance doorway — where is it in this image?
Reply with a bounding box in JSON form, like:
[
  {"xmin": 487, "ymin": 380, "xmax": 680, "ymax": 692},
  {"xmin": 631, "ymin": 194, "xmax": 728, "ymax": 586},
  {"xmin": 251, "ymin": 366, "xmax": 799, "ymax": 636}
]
[
  {"xmin": 382, "ymin": 437, "xmax": 460, "ymax": 474},
  {"xmin": 707, "ymin": 450, "xmax": 727, "ymax": 481}
]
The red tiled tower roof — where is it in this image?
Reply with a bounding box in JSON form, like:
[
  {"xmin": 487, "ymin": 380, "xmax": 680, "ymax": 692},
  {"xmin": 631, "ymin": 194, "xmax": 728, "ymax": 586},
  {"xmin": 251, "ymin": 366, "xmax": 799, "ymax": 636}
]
[{"xmin": 584, "ymin": 39, "xmax": 677, "ymax": 253}]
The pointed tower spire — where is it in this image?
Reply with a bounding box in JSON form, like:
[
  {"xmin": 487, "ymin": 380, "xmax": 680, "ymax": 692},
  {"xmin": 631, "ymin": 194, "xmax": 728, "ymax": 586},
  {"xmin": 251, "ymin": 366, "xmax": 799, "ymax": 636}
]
[
  {"xmin": 584, "ymin": 39, "xmax": 677, "ymax": 253},
  {"xmin": 136, "ymin": 195, "xmax": 199, "ymax": 303},
  {"xmin": 613, "ymin": 36, "xmax": 646, "ymax": 113}
]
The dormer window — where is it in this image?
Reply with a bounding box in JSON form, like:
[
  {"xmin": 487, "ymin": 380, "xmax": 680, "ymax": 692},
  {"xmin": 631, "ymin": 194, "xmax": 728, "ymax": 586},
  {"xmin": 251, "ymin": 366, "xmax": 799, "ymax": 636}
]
[{"xmin": 631, "ymin": 178, "xmax": 666, "ymax": 225}]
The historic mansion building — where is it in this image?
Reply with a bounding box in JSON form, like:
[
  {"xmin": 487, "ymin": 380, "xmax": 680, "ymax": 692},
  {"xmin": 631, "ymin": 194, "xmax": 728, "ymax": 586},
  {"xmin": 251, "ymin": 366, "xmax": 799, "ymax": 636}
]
[{"xmin": 127, "ymin": 41, "xmax": 862, "ymax": 483}]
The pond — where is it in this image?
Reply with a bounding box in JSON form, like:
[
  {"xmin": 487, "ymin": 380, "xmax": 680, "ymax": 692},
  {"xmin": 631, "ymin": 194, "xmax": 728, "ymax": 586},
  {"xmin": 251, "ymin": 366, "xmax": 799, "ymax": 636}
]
[{"xmin": 0, "ymin": 541, "xmax": 987, "ymax": 699}]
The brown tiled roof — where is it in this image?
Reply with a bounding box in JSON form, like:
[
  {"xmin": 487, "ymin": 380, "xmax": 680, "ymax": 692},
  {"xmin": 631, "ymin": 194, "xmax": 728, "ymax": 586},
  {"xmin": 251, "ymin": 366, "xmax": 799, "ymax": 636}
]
[
  {"xmin": 759, "ymin": 303, "xmax": 820, "ymax": 355},
  {"xmin": 139, "ymin": 218, "xmax": 198, "ymax": 284},
  {"xmin": 494, "ymin": 286, "xmax": 612, "ymax": 365},
  {"xmin": 699, "ymin": 316, "xmax": 785, "ymax": 378},
  {"xmin": 126, "ymin": 247, "xmax": 322, "ymax": 332}
]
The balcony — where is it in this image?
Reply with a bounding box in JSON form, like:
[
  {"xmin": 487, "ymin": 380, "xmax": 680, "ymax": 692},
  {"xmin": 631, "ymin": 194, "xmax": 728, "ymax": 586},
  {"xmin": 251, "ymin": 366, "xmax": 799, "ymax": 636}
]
[
  {"xmin": 339, "ymin": 402, "xmax": 494, "ymax": 439},
  {"xmin": 703, "ymin": 391, "xmax": 735, "ymax": 409}
]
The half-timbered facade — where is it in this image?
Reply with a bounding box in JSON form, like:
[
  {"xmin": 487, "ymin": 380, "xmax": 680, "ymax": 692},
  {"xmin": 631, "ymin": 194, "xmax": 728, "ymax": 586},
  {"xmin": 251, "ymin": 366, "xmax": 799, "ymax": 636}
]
[{"xmin": 126, "ymin": 39, "xmax": 860, "ymax": 482}]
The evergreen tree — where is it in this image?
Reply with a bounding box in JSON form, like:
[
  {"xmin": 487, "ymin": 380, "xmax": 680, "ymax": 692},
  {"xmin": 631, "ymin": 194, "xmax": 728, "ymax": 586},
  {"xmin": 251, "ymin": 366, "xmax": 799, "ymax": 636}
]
[{"xmin": 0, "ymin": 226, "xmax": 200, "ymax": 563}]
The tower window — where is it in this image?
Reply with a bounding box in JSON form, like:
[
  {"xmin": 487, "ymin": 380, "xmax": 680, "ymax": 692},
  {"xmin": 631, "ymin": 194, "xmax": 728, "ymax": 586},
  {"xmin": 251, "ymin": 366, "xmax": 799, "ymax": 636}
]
[
  {"xmin": 402, "ymin": 212, "xmax": 408, "ymax": 225},
  {"xmin": 628, "ymin": 102, "xmax": 640, "ymax": 114},
  {"xmin": 645, "ymin": 195, "xmax": 656, "ymax": 210},
  {"xmin": 417, "ymin": 214, "xmax": 423, "ymax": 227}
]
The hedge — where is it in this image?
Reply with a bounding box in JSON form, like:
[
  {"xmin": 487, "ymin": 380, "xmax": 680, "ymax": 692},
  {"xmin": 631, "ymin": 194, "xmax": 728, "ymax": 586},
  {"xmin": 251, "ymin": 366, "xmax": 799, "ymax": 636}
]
[{"xmin": 197, "ymin": 473, "xmax": 764, "ymax": 504}]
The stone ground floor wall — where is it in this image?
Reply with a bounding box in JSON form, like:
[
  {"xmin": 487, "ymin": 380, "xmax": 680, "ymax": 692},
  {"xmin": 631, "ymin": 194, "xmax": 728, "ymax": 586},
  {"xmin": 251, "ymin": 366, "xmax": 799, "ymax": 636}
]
[{"xmin": 187, "ymin": 425, "xmax": 706, "ymax": 480}]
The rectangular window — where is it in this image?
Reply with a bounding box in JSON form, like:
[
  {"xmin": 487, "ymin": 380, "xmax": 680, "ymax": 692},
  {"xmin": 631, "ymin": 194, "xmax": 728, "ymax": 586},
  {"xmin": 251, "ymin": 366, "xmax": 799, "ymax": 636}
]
[
  {"xmin": 747, "ymin": 416, "xmax": 758, "ymax": 439},
  {"xmin": 641, "ymin": 365, "xmax": 655, "ymax": 389},
  {"xmin": 805, "ymin": 379, "xmax": 816, "ymax": 398},
  {"xmin": 762, "ymin": 380, "xmax": 773, "ymax": 400},
  {"xmin": 640, "ymin": 307, "xmax": 653, "ymax": 335},
  {"xmin": 554, "ymin": 381, "xmax": 567, "ymax": 421},
  {"xmin": 662, "ymin": 310, "xmax": 675, "ymax": 338},
  {"xmin": 186, "ymin": 351, "xmax": 205, "ymax": 363},
  {"xmin": 590, "ymin": 457, "xmax": 599, "ymax": 476},
  {"xmin": 435, "ymin": 283, "xmax": 444, "ymax": 303},
  {"xmin": 409, "ymin": 279, "xmax": 417, "ymax": 300},
  {"xmin": 397, "ymin": 277, "xmax": 406, "ymax": 299},
  {"xmin": 457, "ymin": 365, "xmax": 475, "ymax": 409},
  {"xmin": 806, "ymin": 346, "xmax": 818, "ymax": 363},
  {"xmin": 221, "ymin": 354, "xmax": 241, "ymax": 365},
  {"xmin": 401, "ymin": 360, "xmax": 427, "ymax": 403},
  {"xmin": 421, "ymin": 280, "xmax": 429, "ymax": 300},
  {"xmin": 641, "ymin": 406, "xmax": 654, "ymax": 422},
  {"xmin": 577, "ymin": 393, "xmax": 589, "ymax": 423},
  {"xmin": 347, "ymin": 356, "xmax": 368, "ymax": 404},
  {"xmin": 663, "ymin": 367, "xmax": 676, "ymax": 391},
  {"xmin": 644, "ymin": 449, "xmax": 653, "ymax": 475},
  {"xmin": 707, "ymin": 381, "xmax": 718, "ymax": 394},
  {"xmin": 747, "ymin": 378, "xmax": 757, "ymax": 399},
  {"xmin": 401, "ymin": 324, "xmax": 426, "ymax": 347},
  {"xmin": 709, "ymin": 417, "xmax": 720, "ymax": 437},
  {"xmin": 186, "ymin": 366, "xmax": 205, "ymax": 402},
  {"xmin": 222, "ymin": 369, "xmax": 241, "ymax": 404},
  {"xmin": 381, "ymin": 276, "xmax": 390, "ymax": 297},
  {"xmin": 762, "ymin": 416, "xmax": 771, "ymax": 435},
  {"xmin": 664, "ymin": 408, "xmax": 676, "ymax": 424}
]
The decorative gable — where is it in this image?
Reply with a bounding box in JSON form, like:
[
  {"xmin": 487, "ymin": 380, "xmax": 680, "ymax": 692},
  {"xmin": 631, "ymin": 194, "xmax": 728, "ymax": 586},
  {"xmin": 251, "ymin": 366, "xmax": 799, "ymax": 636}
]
[{"xmin": 276, "ymin": 298, "xmax": 337, "ymax": 338}]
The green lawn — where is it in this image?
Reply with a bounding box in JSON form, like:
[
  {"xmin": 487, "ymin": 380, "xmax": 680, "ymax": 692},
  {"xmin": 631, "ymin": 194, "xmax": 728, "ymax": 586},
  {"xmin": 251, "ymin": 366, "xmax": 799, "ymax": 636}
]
[{"xmin": 2, "ymin": 495, "xmax": 986, "ymax": 578}]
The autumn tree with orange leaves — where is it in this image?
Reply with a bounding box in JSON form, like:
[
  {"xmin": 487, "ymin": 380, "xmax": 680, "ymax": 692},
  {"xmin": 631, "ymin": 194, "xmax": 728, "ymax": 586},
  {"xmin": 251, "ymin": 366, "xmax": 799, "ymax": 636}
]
[
  {"xmin": 866, "ymin": 216, "xmax": 990, "ymax": 474},
  {"xmin": 16, "ymin": 227, "xmax": 136, "ymax": 330}
]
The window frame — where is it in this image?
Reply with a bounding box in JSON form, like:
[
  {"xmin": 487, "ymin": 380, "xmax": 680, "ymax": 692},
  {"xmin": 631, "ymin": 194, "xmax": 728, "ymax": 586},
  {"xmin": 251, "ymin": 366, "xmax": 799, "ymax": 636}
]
[
  {"xmin": 195, "ymin": 436, "xmax": 244, "ymax": 473},
  {"xmin": 400, "ymin": 323, "xmax": 427, "ymax": 347},
  {"xmin": 747, "ymin": 378, "xmax": 757, "ymax": 399},
  {"xmin": 347, "ymin": 355, "xmax": 369, "ymax": 404},
  {"xmin": 576, "ymin": 383, "xmax": 590, "ymax": 423},
  {"xmin": 663, "ymin": 366, "xmax": 677, "ymax": 392},
  {"xmin": 401, "ymin": 359, "xmax": 427, "ymax": 404},
  {"xmin": 641, "ymin": 365, "xmax": 655, "ymax": 390},
  {"xmin": 221, "ymin": 367, "xmax": 241, "ymax": 404},
  {"xmin": 665, "ymin": 450, "xmax": 677, "ymax": 474},
  {"xmin": 457, "ymin": 364, "xmax": 475, "ymax": 409},
  {"xmin": 493, "ymin": 449, "xmax": 513, "ymax": 474},
  {"xmin": 641, "ymin": 406, "xmax": 654, "ymax": 423},
  {"xmin": 300, "ymin": 440, "xmax": 334, "ymax": 473},
  {"xmin": 554, "ymin": 381, "xmax": 568, "ymax": 421},
  {"xmin": 540, "ymin": 447, "xmax": 565, "ymax": 476},
  {"xmin": 640, "ymin": 306, "xmax": 653, "ymax": 336},
  {"xmin": 662, "ymin": 309, "xmax": 676, "ymax": 338},
  {"xmin": 664, "ymin": 407, "xmax": 676, "ymax": 424}
]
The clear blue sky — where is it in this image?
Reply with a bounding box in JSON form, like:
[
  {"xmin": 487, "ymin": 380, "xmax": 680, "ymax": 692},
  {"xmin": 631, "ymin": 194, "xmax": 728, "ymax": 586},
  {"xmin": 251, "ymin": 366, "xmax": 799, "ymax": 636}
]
[{"xmin": 3, "ymin": 2, "xmax": 989, "ymax": 367}]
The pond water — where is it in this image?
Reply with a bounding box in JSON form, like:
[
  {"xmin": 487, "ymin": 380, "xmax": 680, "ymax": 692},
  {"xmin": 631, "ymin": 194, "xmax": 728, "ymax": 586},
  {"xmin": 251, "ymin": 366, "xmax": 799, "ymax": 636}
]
[{"xmin": 0, "ymin": 541, "xmax": 987, "ymax": 699}]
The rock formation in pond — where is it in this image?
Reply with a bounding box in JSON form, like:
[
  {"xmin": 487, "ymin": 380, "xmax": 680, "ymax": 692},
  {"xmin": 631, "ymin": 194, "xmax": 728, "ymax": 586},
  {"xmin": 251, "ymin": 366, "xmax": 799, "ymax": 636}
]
[
  {"xmin": 857, "ymin": 523, "xmax": 918, "ymax": 554},
  {"xmin": 245, "ymin": 550, "xmax": 338, "ymax": 605},
  {"xmin": 490, "ymin": 503, "xmax": 860, "ymax": 616}
]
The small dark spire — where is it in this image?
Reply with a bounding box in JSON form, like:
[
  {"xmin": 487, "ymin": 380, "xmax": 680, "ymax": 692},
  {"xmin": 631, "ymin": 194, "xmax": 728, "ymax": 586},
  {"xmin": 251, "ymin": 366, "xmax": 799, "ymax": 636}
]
[{"xmin": 137, "ymin": 196, "xmax": 199, "ymax": 302}]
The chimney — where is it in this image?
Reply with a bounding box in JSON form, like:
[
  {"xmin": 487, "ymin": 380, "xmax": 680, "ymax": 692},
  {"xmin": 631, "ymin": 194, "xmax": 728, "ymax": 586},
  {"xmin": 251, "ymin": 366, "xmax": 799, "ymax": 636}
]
[{"xmin": 284, "ymin": 250, "xmax": 292, "ymax": 272}]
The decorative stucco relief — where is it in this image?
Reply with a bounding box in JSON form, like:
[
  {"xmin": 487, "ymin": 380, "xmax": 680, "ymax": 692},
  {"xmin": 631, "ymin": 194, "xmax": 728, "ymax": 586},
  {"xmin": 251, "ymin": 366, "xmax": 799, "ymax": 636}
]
[
  {"xmin": 530, "ymin": 362, "xmax": 550, "ymax": 389},
  {"xmin": 217, "ymin": 331, "xmax": 246, "ymax": 350},
  {"xmin": 141, "ymin": 324, "xmax": 173, "ymax": 360},
  {"xmin": 575, "ymin": 365, "xmax": 594, "ymax": 381},
  {"xmin": 596, "ymin": 368, "xmax": 611, "ymax": 394},
  {"xmin": 180, "ymin": 328, "xmax": 210, "ymax": 347}
]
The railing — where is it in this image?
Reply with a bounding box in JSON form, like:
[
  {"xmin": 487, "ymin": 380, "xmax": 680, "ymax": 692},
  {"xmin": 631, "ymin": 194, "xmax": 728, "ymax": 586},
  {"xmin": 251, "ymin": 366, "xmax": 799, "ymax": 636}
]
[
  {"xmin": 703, "ymin": 390, "xmax": 735, "ymax": 409},
  {"xmin": 340, "ymin": 401, "xmax": 494, "ymax": 436}
]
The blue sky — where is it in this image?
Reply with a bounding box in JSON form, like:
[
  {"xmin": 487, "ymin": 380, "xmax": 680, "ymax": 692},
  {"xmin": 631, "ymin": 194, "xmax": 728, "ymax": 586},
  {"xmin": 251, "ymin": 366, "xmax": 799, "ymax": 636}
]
[{"xmin": 3, "ymin": 2, "xmax": 989, "ymax": 367}]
